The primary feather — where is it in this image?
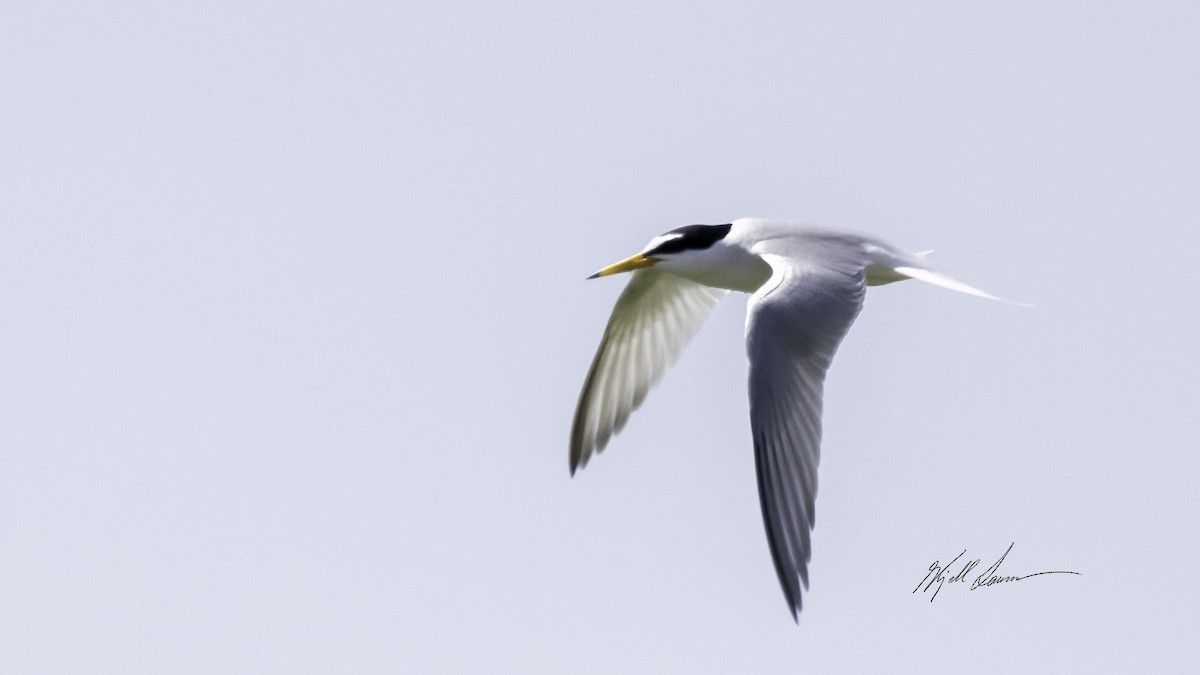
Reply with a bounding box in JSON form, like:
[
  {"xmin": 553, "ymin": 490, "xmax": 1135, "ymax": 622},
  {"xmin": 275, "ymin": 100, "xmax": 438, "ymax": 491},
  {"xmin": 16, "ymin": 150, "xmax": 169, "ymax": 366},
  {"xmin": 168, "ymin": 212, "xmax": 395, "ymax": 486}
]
[{"xmin": 570, "ymin": 270, "xmax": 726, "ymax": 474}]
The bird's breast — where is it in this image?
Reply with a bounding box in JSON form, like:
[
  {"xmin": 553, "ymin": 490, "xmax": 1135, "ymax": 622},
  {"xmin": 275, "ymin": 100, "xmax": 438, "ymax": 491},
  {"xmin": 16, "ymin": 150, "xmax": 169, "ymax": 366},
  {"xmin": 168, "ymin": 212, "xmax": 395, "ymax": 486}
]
[{"xmin": 676, "ymin": 253, "xmax": 774, "ymax": 294}]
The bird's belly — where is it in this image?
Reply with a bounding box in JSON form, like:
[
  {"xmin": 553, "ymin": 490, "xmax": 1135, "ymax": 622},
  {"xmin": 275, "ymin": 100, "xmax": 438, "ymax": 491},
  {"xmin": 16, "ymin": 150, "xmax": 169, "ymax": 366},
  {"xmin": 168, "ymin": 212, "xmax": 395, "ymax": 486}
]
[
  {"xmin": 680, "ymin": 256, "xmax": 774, "ymax": 293},
  {"xmin": 865, "ymin": 264, "xmax": 908, "ymax": 286}
]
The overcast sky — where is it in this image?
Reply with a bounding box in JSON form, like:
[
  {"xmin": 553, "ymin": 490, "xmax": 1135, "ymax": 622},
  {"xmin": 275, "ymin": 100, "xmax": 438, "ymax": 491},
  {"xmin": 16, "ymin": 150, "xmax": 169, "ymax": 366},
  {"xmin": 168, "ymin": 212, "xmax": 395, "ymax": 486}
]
[{"xmin": 3, "ymin": 1, "xmax": 1198, "ymax": 672}]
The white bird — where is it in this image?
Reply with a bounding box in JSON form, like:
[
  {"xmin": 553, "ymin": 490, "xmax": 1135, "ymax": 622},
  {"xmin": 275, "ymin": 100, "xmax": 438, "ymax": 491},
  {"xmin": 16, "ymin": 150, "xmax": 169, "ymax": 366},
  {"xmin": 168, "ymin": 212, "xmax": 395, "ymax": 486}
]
[{"xmin": 570, "ymin": 218, "xmax": 1017, "ymax": 621}]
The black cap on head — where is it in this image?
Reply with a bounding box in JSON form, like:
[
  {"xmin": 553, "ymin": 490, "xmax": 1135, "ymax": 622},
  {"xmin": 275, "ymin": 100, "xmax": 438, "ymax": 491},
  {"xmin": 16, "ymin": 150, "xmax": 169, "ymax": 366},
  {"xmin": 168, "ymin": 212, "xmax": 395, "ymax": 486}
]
[{"xmin": 644, "ymin": 223, "xmax": 732, "ymax": 256}]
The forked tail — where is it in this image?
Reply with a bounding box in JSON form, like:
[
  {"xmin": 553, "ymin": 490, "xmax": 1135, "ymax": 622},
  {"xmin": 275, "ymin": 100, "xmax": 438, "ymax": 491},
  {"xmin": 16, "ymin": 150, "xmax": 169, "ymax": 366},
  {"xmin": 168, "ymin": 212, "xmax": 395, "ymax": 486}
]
[{"xmin": 893, "ymin": 265, "xmax": 1032, "ymax": 306}]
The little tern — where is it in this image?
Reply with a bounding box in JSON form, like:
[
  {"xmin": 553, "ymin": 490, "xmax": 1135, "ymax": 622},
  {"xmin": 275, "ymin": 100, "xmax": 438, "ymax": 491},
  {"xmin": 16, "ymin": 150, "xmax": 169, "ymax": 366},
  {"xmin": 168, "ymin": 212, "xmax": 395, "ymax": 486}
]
[{"xmin": 570, "ymin": 218, "xmax": 1015, "ymax": 620}]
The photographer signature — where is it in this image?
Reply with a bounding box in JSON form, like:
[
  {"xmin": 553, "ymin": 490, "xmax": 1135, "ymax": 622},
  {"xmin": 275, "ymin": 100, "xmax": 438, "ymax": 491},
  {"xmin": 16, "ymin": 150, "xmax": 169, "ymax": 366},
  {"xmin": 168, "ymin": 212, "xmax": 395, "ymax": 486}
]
[{"xmin": 914, "ymin": 543, "xmax": 1080, "ymax": 601}]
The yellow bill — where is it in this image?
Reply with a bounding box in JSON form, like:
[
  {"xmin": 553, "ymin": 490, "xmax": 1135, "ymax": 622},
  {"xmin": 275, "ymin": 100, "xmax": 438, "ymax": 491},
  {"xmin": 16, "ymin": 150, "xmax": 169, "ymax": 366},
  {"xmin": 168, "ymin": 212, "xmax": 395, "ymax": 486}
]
[{"xmin": 587, "ymin": 253, "xmax": 660, "ymax": 279}]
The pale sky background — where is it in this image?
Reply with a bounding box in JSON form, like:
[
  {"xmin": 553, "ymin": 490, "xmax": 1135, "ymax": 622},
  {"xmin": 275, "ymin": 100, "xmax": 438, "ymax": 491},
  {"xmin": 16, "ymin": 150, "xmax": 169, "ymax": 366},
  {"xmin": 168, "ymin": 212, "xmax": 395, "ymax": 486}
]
[{"xmin": 3, "ymin": 1, "xmax": 1198, "ymax": 673}]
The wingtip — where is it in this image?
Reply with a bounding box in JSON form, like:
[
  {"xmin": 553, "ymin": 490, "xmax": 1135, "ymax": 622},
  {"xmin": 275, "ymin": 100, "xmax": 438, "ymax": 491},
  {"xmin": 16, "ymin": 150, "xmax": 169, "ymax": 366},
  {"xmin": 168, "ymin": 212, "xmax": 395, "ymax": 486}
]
[
  {"xmin": 585, "ymin": 272, "xmax": 600, "ymax": 280},
  {"xmin": 787, "ymin": 591, "xmax": 802, "ymax": 623}
]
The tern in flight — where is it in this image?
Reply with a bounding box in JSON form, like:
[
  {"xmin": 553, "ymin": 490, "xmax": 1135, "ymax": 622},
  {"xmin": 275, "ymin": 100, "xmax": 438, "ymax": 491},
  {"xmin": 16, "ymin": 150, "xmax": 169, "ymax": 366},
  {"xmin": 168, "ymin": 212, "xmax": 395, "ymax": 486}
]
[{"xmin": 570, "ymin": 218, "xmax": 1017, "ymax": 620}]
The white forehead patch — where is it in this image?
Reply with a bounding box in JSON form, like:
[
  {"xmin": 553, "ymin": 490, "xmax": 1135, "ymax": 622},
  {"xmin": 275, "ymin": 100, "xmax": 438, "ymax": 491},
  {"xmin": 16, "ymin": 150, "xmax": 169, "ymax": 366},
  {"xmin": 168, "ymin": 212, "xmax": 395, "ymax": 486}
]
[{"xmin": 642, "ymin": 233, "xmax": 682, "ymax": 253}]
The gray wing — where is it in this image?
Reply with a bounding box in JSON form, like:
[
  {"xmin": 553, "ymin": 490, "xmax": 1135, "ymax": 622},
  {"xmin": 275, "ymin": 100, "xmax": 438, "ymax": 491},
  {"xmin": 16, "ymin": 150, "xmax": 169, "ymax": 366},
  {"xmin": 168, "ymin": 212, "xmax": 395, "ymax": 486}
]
[
  {"xmin": 571, "ymin": 270, "xmax": 727, "ymax": 474},
  {"xmin": 746, "ymin": 253, "xmax": 866, "ymax": 619}
]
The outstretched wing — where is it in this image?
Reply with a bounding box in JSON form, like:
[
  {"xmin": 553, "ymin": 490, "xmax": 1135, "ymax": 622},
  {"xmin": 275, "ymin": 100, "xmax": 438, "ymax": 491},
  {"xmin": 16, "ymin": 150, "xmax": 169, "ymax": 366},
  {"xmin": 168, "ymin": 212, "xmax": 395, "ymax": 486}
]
[
  {"xmin": 746, "ymin": 253, "xmax": 866, "ymax": 619},
  {"xmin": 571, "ymin": 270, "xmax": 726, "ymax": 474}
]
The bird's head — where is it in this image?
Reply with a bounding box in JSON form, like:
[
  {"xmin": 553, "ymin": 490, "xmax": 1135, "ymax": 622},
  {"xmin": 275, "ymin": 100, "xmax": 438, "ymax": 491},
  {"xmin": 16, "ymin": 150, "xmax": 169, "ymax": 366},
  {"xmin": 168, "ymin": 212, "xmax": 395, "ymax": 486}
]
[{"xmin": 587, "ymin": 223, "xmax": 734, "ymax": 279}]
